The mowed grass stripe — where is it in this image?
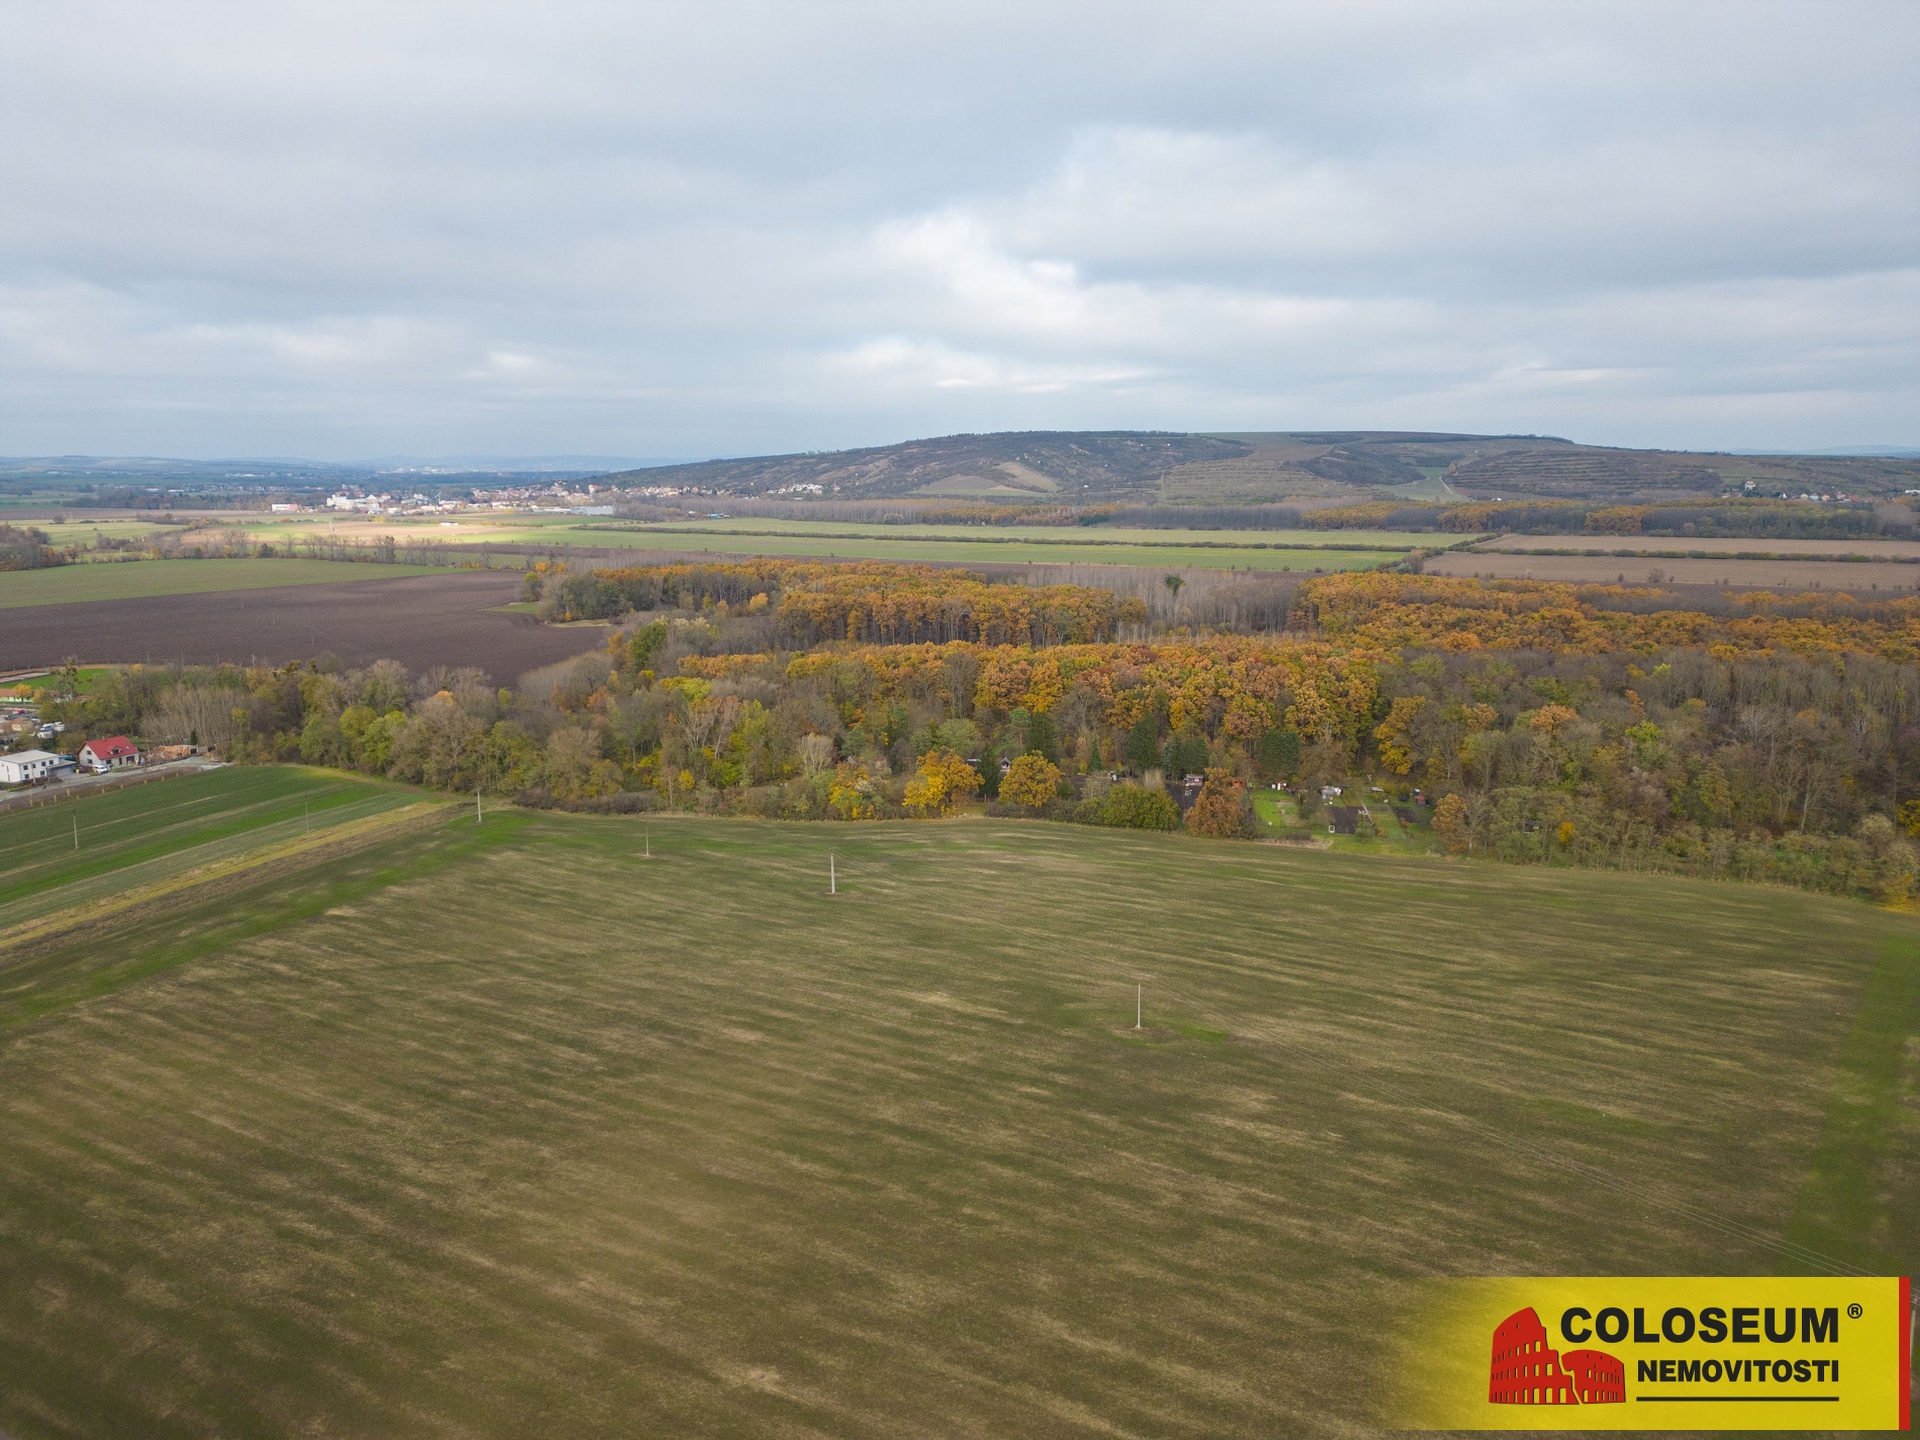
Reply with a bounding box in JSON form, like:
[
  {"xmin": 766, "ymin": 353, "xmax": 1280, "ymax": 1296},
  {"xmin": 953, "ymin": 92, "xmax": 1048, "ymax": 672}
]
[
  {"xmin": 0, "ymin": 812, "xmax": 1911, "ymax": 1436},
  {"xmin": 0, "ymin": 768, "xmax": 420, "ymax": 922},
  {"xmin": 0, "ymin": 801, "xmax": 450, "ymax": 954}
]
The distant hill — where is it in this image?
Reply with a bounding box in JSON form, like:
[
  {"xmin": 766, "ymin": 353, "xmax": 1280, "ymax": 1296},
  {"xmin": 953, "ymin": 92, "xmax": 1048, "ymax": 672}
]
[
  {"xmin": 600, "ymin": 431, "xmax": 1920, "ymax": 504},
  {"xmin": 600, "ymin": 432, "xmax": 1246, "ymax": 503}
]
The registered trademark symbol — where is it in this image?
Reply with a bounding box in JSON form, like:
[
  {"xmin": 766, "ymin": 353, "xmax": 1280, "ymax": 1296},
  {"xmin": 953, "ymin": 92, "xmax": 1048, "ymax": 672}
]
[{"xmin": 1847, "ymin": 1303, "xmax": 1863, "ymax": 1319}]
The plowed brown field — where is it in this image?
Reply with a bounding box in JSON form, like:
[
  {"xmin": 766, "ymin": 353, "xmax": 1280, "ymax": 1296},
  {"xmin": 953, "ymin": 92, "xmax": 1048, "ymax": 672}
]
[
  {"xmin": 1472, "ymin": 534, "xmax": 1920, "ymax": 558},
  {"xmin": 0, "ymin": 569, "xmax": 609, "ymax": 680},
  {"xmin": 1426, "ymin": 551, "xmax": 1920, "ymax": 591}
]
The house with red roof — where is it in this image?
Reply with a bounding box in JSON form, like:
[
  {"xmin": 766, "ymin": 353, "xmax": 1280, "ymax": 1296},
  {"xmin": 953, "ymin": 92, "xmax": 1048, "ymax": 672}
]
[{"xmin": 77, "ymin": 736, "xmax": 140, "ymax": 772}]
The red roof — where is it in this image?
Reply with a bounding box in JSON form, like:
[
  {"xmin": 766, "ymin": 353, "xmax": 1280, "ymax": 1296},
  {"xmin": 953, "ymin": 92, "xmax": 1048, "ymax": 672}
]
[{"xmin": 81, "ymin": 736, "xmax": 138, "ymax": 761}]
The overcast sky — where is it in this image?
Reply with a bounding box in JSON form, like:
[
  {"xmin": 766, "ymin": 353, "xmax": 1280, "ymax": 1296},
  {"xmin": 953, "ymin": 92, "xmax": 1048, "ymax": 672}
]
[{"xmin": 2, "ymin": 1, "xmax": 1915, "ymax": 461}]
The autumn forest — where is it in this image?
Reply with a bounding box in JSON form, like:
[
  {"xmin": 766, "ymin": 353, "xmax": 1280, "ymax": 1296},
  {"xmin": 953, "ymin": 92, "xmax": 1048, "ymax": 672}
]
[{"xmin": 36, "ymin": 561, "xmax": 1920, "ymax": 904}]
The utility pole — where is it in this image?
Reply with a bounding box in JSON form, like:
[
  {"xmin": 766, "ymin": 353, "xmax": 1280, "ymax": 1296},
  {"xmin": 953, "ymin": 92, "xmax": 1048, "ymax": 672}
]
[
  {"xmin": 1135, "ymin": 983, "xmax": 1142, "ymax": 1030},
  {"xmin": 72, "ymin": 813, "xmax": 79, "ymax": 851},
  {"xmin": 829, "ymin": 850, "xmax": 836, "ymax": 895},
  {"xmin": 476, "ymin": 789, "xmax": 482, "ymax": 824}
]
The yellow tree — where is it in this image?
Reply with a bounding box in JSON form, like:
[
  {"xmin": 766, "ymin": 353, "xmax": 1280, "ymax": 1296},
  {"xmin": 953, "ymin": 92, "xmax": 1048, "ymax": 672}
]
[
  {"xmin": 1000, "ymin": 752, "xmax": 1062, "ymax": 809},
  {"xmin": 827, "ymin": 761, "xmax": 879, "ymax": 819},
  {"xmin": 904, "ymin": 748, "xmax": 983, "ymax": 816},
  {"xmin": 1431, "ymin": 793, "xmax": 1470, "ymax": 854},
  {"xmin": 1372, "ymin": 695, "xmax": 1428, "ymax": 774}
]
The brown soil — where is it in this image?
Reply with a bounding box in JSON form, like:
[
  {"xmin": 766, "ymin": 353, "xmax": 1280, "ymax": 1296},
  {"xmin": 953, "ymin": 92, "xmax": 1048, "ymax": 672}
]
[
  {"xmin": 0, "ymin": 569, "xmax": 609, "ymax": 681},
  {"xmin": 1425, "ymin": 551, "xmax": 1920, "ymax": 591},
  {"xmin": 1472, "ymin": 534, "xmax": 1920, "ymax": 558}
]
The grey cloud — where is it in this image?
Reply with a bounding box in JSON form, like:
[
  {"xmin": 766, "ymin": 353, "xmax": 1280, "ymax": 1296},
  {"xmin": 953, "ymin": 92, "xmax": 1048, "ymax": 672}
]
[{"xmin": 0, "ymin": 0, "xmax": 1914, "ymax": 459}]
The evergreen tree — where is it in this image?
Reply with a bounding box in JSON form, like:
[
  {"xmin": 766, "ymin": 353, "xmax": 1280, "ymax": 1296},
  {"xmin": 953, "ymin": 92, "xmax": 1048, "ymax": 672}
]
[
  {"xmin": 1026, "ymin": 711, "xmax": 1060, "ymax": 764},
  {"xmin": 1255, "ymin": 727, "xmax": 1300, "ymax": 781},
  {"xmin": 1124, "ymin": 713, "xmax": 1161, "ymax": 773}
]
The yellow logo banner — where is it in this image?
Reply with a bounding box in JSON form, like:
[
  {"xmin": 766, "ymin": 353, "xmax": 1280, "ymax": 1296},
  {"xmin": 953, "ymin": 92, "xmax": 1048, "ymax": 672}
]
[{"xmin": 1387, "ymin": 1276, "xmax": 1912, "ymax": 1430}]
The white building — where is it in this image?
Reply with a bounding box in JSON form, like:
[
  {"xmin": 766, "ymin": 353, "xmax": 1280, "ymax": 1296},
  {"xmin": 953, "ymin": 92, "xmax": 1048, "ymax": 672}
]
[
  {"xmin": 77, "ymin": 736, "xmax": 140, "ymax": 772},
  {"xmin": 0, "ymin": 749, "xmax": 73, "ymax": 785}
]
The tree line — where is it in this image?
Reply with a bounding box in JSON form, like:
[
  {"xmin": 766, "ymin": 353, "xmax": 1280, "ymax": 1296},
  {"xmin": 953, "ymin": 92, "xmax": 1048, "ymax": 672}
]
[
  {"xmin": 526, "ymin": 560, "xmax": 1147, "ymax": 645},
  {"xmin": 0, "ymin": 524, "xmax": 62, "ymax": 570}
]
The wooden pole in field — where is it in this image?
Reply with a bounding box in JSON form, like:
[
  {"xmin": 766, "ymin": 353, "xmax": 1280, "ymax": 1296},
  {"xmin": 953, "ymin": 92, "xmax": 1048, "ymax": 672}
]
[
  {"xmin": 829, "ymin": 850, "xmax": 836, "ymax": 895},
  {"xmin": 476, "ymin": 789, "xmax": 482, "ymax": 824},
  {"xmin": 1135, "ymin": 983, "xmax": 1142, "ymax": 1030},
  {"xmin": 644, "ymin": 826, "xmax": 651, "ymax": 858},
  {"xmin": 73, "ymin": 813, "xmax": 79, "ymax": 851}
]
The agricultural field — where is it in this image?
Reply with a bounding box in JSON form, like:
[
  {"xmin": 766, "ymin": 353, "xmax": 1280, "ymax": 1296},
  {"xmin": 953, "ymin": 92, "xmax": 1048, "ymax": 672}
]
[
  {"xmin": 0, "ymin": 557, "xmax": 453, "ymax": 610},
  {"xmin": 0, "ymin": 786, "xmax": 1912, "ymax": 1436},
  {"xmin": 0, "ymin": 767, "xmax": 437, "ymax": 964},
  {"xmin": 19, "ymin": 519, "xmax": 183, "ymax": 547},
  {"xmin": 1472, "ymin": 533, "xmax": 1920, "ymax": 558},
  {"xmin": 579, "ymin": 517, "xmax": 1445, "ymax": 550},
  {"xmin": 244, "ymin": 514, "xmax": 1428, "ymax": 572},
  {"xmin": 1, "ymin": 569, "xmax": 607, "ymax": 678},
  {"xmin": 539, "ymin": 530, "xmax": 1403, "ymax": 572},
  {"xmin": 1425, "ymin": 549, "xmax": 1920, "ymax": 591}
]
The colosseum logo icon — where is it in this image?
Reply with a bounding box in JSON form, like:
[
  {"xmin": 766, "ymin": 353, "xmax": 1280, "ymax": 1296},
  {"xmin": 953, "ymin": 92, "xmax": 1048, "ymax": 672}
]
[{"xmin": 1490, "ymin": 1306, "xmax": 1625, "ymax": 1405}]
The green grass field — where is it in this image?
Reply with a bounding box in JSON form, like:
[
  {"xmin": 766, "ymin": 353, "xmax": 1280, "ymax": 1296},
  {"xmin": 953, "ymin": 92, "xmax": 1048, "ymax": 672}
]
[
  {"xmin": 559, "ymin": 530, "xmax": 1403, "ymax": 571},
  {"xmin": 0, "ymin": 558, "xmax": 454, "ymax": 609},
  {"xmin": 24, "ymin": 520, "xmax": 181, "ymax": 546},
  {"xmin": 0, "ymin": 777, "xmax": 1913, "ymax": 1436},
  {"xmin": 0, "ymin": 767, "xmax": 424, "ymax": 933},
  {"xmin": 247, "ymin": 515, "xmax": 1438, "ymax": 572},
  {"xmin": 581, "ymin": 517, "xmax": 1444, "ymax": 549},
  {"xmin": 3, "ymin": 665, "xmax": 117, "ymax": 698}
]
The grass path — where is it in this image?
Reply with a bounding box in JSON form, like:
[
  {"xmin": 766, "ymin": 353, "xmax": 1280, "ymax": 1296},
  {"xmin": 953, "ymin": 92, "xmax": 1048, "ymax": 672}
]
[{"xmin": 0, "ymin": 808, "xmax": 1911, "ymax": 1435}]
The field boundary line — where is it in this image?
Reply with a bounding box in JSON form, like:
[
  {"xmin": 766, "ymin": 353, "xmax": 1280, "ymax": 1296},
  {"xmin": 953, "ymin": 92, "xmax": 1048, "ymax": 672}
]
[{"xmin": 0, "ymin": 800, "xmax": 451, "ymax": 955}]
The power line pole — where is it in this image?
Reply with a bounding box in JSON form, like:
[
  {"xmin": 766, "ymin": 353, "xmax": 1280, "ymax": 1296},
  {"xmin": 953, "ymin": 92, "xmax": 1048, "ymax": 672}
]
[
  {"xmin": 829, "ymin": 850, "xmax": 836, "ymax": 895},
  {"xmin": 72, "ymin": 813, "xmax": 79, "ymax": 851},
  {"xmin": 1135, "ymin": 983, "xmax": 1142, "ymax": 1031}
]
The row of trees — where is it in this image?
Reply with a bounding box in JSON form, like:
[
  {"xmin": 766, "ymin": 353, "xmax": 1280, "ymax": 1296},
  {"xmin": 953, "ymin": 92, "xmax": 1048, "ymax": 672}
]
[
  {"xmin": 154, "ymin": 529, "xmax": 468, "ymax": 566},
  {"xmin": 529, "ymin": 560, "xmax": 1147, "ymax": 645},
  {"xmin": 1299, "ymin": 572, "xmax": 1920, "ymax": 662},
  {"xmin": 0, "ymin": 523, "xmax": 62, "ymax": 570}
]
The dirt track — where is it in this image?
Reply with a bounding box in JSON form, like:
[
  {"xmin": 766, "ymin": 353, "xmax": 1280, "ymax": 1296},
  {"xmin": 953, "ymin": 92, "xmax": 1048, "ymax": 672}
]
[{"xmin": 0, "ymin": 569, "xmax": 610, "ymax": 682}]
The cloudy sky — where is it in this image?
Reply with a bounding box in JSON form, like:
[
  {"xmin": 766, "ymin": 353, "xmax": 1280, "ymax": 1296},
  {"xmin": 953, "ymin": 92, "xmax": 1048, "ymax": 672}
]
[{"xmin": 2, "ymin": 1, "xmax": 1915, "ymax": 461}]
